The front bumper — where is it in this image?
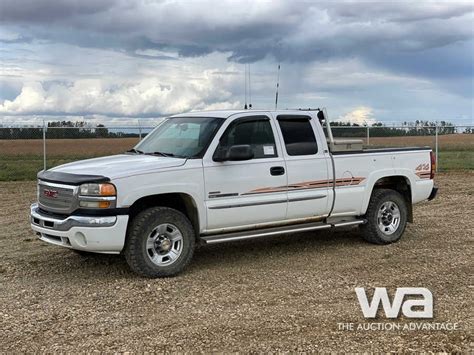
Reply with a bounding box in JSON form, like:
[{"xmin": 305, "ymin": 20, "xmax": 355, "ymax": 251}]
[
  {"xmin": 30, "ymin": 203, "xmax": 129, "ymax": 254},
  {"xmin": 428, "ymin": 186, "xmax": 438, "ymax": 201}
]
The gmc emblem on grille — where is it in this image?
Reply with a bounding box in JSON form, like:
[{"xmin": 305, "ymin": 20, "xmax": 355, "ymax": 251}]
[{"xmin": 43, "ymin": 189, "xmax": 59, "ymax": 198}]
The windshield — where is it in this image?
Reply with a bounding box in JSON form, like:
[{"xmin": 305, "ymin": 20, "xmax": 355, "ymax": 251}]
[{"xmin": 134, "ymin": 116, "xmax": 223, "ymax": 158}]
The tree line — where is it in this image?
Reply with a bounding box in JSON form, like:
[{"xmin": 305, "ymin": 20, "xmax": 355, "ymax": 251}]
[
  {"xmin": 326, "ymin": 120, "xmax": 466, "ymax": 137},
  {"xmin": 0, "ymin": 121, "xmax": 141, "ymax": 139},
  {"xmin": 0, "ymin": 119, "xmax": 471, "ymax": 140}
]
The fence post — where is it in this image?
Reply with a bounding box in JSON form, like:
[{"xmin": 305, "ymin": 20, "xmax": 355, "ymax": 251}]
[
  {"xmin": 138, "ymin": 119, "xmax": 142, "ymax": 141},
  {"xmin": 435, "ymin": 124, "xmax": 439, "ymax": 172},
  {"xmin": 366, "ymin": 126, "xmax": 370, "ymax": 146},
  {"xmin": 43, "ymin": 120, "xmax": 47, "ymax": 171}
]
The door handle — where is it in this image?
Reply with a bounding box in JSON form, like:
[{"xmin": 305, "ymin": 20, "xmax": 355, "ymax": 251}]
[{"xmin": 270, "ymin": 166, "xmax": 285, "ymax": 176}]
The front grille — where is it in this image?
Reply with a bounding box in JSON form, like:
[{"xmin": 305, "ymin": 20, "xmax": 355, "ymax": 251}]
[{"xmin": 38, "ymin": 181, "xmax": 76, "ymax": 214}]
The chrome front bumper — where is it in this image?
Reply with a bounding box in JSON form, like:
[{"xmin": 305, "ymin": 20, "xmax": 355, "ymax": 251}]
[
  {"xmin": 30, "ymin": 203, "xmax": 116, "ymax": 231},
  {"xmin": 30, "ymin": 203, "xmax": 128, "ymax": 254}
]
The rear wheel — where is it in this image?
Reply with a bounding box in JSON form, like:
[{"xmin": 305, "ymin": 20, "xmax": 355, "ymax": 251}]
[
  {"xmin": 124, "ymin": 207, "xmax": 195, "ymax": 277},
  {"xmin": 360, "ymin": 189, "xmax": 407, "ymax": 244}
]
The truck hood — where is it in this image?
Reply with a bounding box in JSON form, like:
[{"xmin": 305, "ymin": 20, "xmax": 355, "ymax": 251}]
[{"xmin": 50, "ymin": 154, "xmax": 186, "ymax": 180}]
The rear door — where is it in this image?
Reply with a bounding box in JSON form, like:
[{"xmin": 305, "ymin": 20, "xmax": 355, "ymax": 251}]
[
  {"xmin": 274, "ymin": 114, "xmax": 331, "ymax": 219},
  {"xmin": 203, "ymin": 114, "xmax": 288, "ymax": 231}
]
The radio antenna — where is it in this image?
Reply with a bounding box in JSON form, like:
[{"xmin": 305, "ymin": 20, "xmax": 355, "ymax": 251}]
[
  {"xmin": 274, "ymin": 62, "xmax": 280, "ymax": 110},
  {"xmin": 248, "ymin": 64, "xmax": 252, "ymax": 109},
  {"xmin": 244, "ymin": 64, "xmax": 248, "ymax": 109}
]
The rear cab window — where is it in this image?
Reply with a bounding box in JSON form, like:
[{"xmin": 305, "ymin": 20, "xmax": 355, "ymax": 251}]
[{"xmin": 277, "ymin": 115, "xmax": 318, "ymax": 156}]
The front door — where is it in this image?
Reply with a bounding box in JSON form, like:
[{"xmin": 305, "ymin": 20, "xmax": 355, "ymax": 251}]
[{"xmin": 203, "ymin": 114, "xmax": 288, "ymax": 232}]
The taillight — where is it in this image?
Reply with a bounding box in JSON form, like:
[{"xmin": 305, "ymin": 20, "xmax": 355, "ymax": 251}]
[{"xmin": 430, "ymin": 151, "xmax": 436, "ymax": 179}]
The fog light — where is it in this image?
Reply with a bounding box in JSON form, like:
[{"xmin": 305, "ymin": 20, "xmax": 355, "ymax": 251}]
[{"xmin": 74, "ymin": 232, "xmax": 87, "ymax": 247}]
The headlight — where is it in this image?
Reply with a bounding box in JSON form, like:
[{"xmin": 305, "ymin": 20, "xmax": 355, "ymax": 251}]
[
  {"xmin": 79, "ymin": 183, "xmax": 116, "ymax": 209},
  {"xmin": 80, "ymin": 183, "xmax": 116, "ymax": 196}
]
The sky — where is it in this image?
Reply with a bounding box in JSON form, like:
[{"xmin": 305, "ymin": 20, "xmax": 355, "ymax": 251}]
[{"xmin": 0, "ymin": 0, "xmax": 473, "ymax": 126}]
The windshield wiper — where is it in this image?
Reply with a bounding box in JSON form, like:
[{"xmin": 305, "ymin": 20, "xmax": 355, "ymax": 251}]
[
  {"xmin": 126, "ymin": 148, "xmax": 144, "ymax": 154},
  {"xmin": 151, "ymin": 151, "xmax": 186, "ymax": 158}
]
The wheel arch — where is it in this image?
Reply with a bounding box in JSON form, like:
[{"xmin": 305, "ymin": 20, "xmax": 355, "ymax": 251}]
[
  {"xmin": 363, "ymin": 175, "xmax": 413, "ymax": 222},
  {"xmin": 128, "ymin": 192, "xmax": 201, "ymax": 235}
]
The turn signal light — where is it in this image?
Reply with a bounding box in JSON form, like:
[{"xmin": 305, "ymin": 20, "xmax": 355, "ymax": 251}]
[
  {"xmin": 79, "ymin": 200, "xmax": 111, "ymax": 209},
  {"xmin": 100, "ymin": 184, "xmax": 116, "ymax": 196},
  {"xmin": 98, "ymin": 201, "xmax": 111, "ymax": 208}
]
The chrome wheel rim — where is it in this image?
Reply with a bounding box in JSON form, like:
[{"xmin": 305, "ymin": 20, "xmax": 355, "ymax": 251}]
[
  {"xmin": 146, "ymin": 223, "xmax": 183, "ymax": 266},
  {"xmin": 377, "ymin": 201, "xmax": 401, "ymax": 235}
]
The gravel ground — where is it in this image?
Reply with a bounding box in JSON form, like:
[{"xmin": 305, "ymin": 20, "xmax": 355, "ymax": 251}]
[{"xmin": 1, "ymin": 172, "xmax": 472, "ymax": 352}]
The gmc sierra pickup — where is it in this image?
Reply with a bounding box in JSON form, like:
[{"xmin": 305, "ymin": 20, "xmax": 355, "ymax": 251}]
[{"xmin": 30, "ymin": 109, "xmax": 438, "ymax": 277}]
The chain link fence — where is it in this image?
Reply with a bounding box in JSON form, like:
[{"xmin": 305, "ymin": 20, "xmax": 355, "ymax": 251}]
[
  {"xmin": 0, "ymin": 123, "xmax": 473, "ymax": 181},
  {"xmin": 326, "ymin": 125, "xmax": 474, "ymax": 172}
]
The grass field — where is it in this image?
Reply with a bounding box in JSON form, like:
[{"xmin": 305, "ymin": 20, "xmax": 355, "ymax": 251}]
[{"xmin": 0, "ymin": 134, "xmax": 473, "ymax": 181}]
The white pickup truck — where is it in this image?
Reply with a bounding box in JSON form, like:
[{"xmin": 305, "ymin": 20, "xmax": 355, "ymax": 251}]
[{"xmin": 30, "ymin": 109, "xmax": 438, "ymax": 277}]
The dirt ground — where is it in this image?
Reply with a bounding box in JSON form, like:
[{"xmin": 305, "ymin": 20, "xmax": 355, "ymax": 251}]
[{"xmin": 0, "ymin": 172, "xmax": 472, "ymax": 352}]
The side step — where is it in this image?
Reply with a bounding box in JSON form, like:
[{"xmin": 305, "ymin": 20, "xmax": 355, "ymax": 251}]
[{"xmin": 200, "ymin": 219, "xmax": 366, "ymax": 245}]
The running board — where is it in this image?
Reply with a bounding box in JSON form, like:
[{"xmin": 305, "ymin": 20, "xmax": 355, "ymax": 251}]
[{"xmin": 200, "ymin": 219, "xmax": 366, "ymax": 245}]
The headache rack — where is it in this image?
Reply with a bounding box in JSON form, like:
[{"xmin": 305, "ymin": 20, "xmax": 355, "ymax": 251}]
[{"xmin": 301, "ymin": 107, "xmax": 364, "ymax": 153}]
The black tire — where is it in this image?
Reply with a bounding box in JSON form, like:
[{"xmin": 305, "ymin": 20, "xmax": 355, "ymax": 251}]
[
  {"xmin": 124, "ymin": 207, "xmax": 195, "ymax": 278},
  {"xmin": 360, "ymin": 188, "xmax": 408, "ymax": 245}
]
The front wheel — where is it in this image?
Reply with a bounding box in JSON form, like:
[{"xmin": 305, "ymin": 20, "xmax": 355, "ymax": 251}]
[
  {"xmin": 360, "ymin": 189, "xmax": 408, "ymax": 245},
  {"xmin": 124, "ymin": 207, "xmax": 195, "ymax": 277}
]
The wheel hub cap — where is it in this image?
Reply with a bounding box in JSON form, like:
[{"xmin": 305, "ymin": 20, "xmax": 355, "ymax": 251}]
[
  {"xmin": 159, "ymin": 238, "xmax": 172, "ymax": 252},
  {"xmin": 146, "ymin": 223, "xmax": 183, "ymax": 266},
  {"xmin": 377, "ymin": 201, "xmax": 401, "ymax": 235}
]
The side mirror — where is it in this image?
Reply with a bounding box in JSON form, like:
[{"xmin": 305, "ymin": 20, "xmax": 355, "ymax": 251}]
[
  {"xmin": 227, "ymin": 145, "xmax": 254, "ymax": 161},
  {"xmin": 213, "ymin": 144, "xmax": 254, "ymax": 162}
]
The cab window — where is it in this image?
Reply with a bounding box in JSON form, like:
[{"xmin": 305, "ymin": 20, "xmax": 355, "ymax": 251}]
[
  {"xmin": 215, "ymin": 117, "xmax": 277, "ymax": 159},
  {"xmin": 277, "ymin": 116, "xmax": 318, "ymax": 156}
]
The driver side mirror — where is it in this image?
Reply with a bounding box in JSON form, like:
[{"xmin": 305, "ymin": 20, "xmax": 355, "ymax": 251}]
[{"xmin": 213, "ymin": 144, "xmax": 254, "ymax": 162}]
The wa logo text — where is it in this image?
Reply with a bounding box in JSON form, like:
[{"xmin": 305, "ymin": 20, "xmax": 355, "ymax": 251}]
[{"xmin": 355, "ymin": 287, "xmax": 433, "ymax": 319}]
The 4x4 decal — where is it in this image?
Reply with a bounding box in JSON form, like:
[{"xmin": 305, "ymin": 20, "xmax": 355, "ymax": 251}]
[{"xmin": 415, "ymin": 164, "xmax": 431, "ymax": 179}]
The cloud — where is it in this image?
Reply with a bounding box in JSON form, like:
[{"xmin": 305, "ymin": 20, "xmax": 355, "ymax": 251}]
[
  {"xmin": 0, "ymin": 0, "xmax": 116, "ymax": 22},
  {"xmin": 0, "ymin": 72, "xmax": 241, "ymax": 117},
  {"xmin": 1, "ymin": 1, "xmax": 472, "ymax": 67},
  {"xmin": 338, "ymin": 106, "xmax": 376, "ymax": 125},
  {"xmin": 327, "ymin": 1, "xmax": 473, "ymax": 23},
  {"xmin": 0, "ymin": 1, "xmax": 472, "ymax": 123}
]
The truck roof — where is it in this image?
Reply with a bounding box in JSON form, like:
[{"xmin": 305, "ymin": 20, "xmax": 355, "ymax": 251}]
[{"xmin": 171, "ymin": 109, "xmax": 317, "ymax": 119}]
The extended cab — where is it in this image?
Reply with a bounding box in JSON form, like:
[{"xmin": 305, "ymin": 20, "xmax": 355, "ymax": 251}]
[{"xmin": 30, "ymin": 109, "xmax": 438, "ymax": 277}]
